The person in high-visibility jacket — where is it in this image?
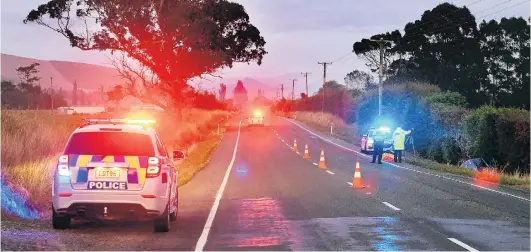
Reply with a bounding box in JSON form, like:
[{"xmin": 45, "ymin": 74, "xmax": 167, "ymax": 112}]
[{"xmin": 393, "ymin": 125, "xmax": 412, "ymax": 163}]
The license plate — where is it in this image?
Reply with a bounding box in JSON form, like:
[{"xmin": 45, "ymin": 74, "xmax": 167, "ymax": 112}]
[{"xmin": 95, "ymin": 168, "xmax": 120, "ymax": 178}]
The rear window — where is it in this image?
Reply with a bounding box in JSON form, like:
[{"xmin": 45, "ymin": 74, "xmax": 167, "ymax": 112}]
[{"xmin": 64, "ymin": 132, "xmax": 155, "ymax": 156}]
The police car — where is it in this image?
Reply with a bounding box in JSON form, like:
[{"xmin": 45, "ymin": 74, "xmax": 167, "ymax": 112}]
[
  {"xmin": 360, "ymin": 127, "xmax": 394, "ymax": 153},
  {"xmin": 52, "ymin": 118, "xmax": 184, "ymax": 232},
  {"xmin": 248, "ymin": 110, "xmax": 265, "ymax": 126}
]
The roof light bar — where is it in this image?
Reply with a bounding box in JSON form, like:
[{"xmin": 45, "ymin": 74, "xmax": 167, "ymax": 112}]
[{"xmin": 82, "ymin": 118, "xmax": 156, "ymax": 126}]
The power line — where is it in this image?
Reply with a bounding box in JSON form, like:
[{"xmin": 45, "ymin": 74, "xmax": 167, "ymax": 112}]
[{"xmin": 331, "ymin": 52, "xmax": 352, "ymax": 63}]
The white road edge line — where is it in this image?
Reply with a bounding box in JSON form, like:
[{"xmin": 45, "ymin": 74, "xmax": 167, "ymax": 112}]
[
  {"xmin": 195, "ymin": 119, "xmax": 242, "ymax": 252},
  {"xmin": 326, "ymin": 170, "xmax": 335, "ymax": 175},
  {"xmin": 285, "ymin": 118, "xmax": 530, "ymax": 202},
  {"xmin": 382, "ymin": 201, "xmax": 401, "ymax": 211},
  {"xmin": 448, "ymin": 238, "xmax": 479, "ymax": 252}
]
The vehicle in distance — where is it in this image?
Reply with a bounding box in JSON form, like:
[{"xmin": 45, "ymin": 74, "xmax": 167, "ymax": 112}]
[
  {"xmin": 248, "ymin": 110, "xmax": 265, "ymax": 126},
  {"xmin": 52, "ymin": 118, "xmax": 185, "ymax": 232},
  {"xmin": 360, "ymin": 127, "xmax": 394, "ymax": 153}
]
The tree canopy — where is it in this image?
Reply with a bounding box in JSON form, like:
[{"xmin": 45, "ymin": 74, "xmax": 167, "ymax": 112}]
[
  {"xmin": 24, "ymin": 0, "xmax": 267, "ymax": 109},
  {"xmin": 352, "ymin": 3, "xmax": 530, "ymax": 109}
]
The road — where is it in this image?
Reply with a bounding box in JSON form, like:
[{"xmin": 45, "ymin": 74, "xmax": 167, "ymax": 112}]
[{"xmin": 1, "ymin": 116, "xmax": 529, "ymax": 251}]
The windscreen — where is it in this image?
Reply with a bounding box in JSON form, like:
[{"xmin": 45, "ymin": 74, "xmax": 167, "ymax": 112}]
[{"xmin": 64, "ymin": 131, "xmax": 155, "ymax": 156}]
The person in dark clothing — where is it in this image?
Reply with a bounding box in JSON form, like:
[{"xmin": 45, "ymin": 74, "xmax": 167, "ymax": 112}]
[{"xmin": 370, "ymin": 131, "xmax": 385, "ymax": 164}]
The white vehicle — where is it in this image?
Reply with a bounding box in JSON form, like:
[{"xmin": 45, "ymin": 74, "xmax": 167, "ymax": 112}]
[
  {"xmin": 360, "ymin": 127, "xmax": 394, "ymax": 153},
  {"xmin": 52, "ymin": 118, "xmax": 184, "ymax": 232},
  {"xmin": 248, "ymin": 110, "xmax": 265, "ymax": 126}
]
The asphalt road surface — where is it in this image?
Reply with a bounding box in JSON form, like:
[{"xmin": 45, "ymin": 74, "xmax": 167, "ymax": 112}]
[{"xmin": 2, "ymin": 116, "xmax": 529, "ymax": 251}]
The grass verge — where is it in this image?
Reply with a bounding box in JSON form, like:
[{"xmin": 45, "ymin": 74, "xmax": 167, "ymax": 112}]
[
  {"xmin": 177, "ymin": 132, "xmax": 224, "ymax": 187},
  {"xmin": 291, "ymin": 111, "xmax": 530, "ymax": 192}
]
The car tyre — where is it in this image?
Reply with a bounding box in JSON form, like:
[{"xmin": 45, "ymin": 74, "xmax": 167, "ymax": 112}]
[
  {"xmin": 52, "ymin": 207, "xmax": 71, "ymax": 230},
  {"xmin": 154, "ymin": 200, "xmax": 170, "ymax": 232},
  {"xmin": 169, "ymin": 192, "xmax": 178, "ymax": 222}
]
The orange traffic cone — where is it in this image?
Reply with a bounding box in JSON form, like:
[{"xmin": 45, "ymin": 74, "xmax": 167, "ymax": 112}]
[
  {"xmin": 303, "ymin": 145, "xmax": 310, "ymax": 159},
  {"xmin": 318, "ymin": 149, "xmax": 327, "ymax": 169},
  {"xmin": 351, "ymin": 158, "xmax": 365, "ymax": 188},
  {"xmin": 293, "ymin": 139, "xmax": 299, "ymax": 151}
]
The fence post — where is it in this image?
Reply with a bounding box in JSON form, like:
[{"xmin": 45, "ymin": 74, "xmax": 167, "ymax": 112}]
[{"xmin": 330, "ymin": 123, "xmax": 334, "ymax": 135}]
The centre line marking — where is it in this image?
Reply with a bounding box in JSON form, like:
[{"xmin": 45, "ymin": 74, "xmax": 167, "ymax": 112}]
[
  {"xmin": 382, "ymin": 201, "xmax": 401, "ymax": 211},
  {"xmin": 195, "ymin": 119, "xmax": 242, "ymax": 251},
  {"xmin": 448, "ymin": 238, "xmax": 478, "ymax": 252},
  {"xmin": 326, "ymin": 170, "xmax": 335, "ymax": 175}
]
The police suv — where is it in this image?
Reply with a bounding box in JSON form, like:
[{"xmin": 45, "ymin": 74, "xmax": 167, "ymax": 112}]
[
  {"xmin": 248, "ymin": 110, "xmax": 265, "ymax": 126},
  {"xmin": 52, "ymin": 119, "xmax": 184, "ymax": 232},
  {"xmin": 360, "ymin": 127, "xmax": 394, "ymax": 153}
]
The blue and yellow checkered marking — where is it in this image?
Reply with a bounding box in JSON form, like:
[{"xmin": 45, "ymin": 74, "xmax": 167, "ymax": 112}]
[{"xmin": 68, "ymin": 155, "xmax": 148, "ymax": 184}]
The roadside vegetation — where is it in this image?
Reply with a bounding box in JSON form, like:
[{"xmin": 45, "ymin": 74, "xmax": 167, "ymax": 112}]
[
  {"xmin": 287, "ymin": 110, "xmax": 530, "ymax": 191},
  {"xmin": 1, "ymin": 109, "xmax": 229, "ymax": 219}
]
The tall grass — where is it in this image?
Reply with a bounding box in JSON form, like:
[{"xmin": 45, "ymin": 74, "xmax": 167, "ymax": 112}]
[{"xmin": 1, "ymin": 109, "xmax": 228, "ymax": 219}]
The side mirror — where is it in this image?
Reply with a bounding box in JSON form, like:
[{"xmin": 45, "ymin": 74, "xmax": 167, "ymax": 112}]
[{"xmin": 173, "ymin": 150, "xmax": 185, "ymax": 160}]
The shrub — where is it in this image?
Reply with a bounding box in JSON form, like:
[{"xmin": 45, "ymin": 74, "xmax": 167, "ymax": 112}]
[
  {"xmin": 463, "ymin": 106, "xmax": 530, "ymax": 174},
  {"xmin": 424, "ymin": 91, "xmax": 468, "ymax": 107}
]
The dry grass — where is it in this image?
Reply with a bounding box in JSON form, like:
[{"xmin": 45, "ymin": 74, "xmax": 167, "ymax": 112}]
[
  {"xmin": 177, "ymin": 132, "xmax": 224, "ymax": 186},
  {"xmin": 1, "ymin": 109, "xmax": 229, "ymax": 218},
  {"xmin": 290, "ymin": 111, "xmax": 530, "ymax": 192}
]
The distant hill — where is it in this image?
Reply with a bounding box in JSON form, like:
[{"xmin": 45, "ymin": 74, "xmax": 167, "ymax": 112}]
[
  {"xmin": 1, "ymin": 53, "xmax": 279, "ymax": 102},
  {"xmin": 1, "ymin": 53, "xmax": 121, "ymax": 91}
]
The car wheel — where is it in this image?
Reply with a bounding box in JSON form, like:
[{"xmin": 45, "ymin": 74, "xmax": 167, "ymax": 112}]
[
  {"xmin": 154, "ymin": 200, "xmax": 170, "ymax": 232},
  {"xmin": 169, "ymin": 192, "xmax": 178, "ymax": 222},
  {"xmin": 52, "ymin": 207, "xmax": 71, "ymax": 230}
]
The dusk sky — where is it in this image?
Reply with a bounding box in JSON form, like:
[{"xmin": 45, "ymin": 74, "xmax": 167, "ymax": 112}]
[{"xmin": 1, "ymin": 0, "xmax": 529, "ymax": 95}]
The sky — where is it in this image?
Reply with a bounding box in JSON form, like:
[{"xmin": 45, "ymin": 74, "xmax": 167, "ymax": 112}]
[{"xmin": 1, "ymin": 0, "xmax": 529, "ymax": 96}]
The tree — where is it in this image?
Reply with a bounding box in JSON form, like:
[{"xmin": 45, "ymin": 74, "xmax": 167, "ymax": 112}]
[
  {"xmin": 300, "ymin": 93, "xmax": 307, "ymax": 99},
  {"xmin": 79, "ymin": 89, "xmax": 86, "ymax": 105},
  {"xmin": 344, "ymin": 70, "xmax": 374, "ymax": 91},
  {"xmin": 317, "ymin": 80, "xmax": 345, "ymax": 94},
  {"xmin": 72, "ymin": 80, "xmax": 78, "ymax": 105},
  {"xmin": 24, "ymin": 0, "xmax": 267, "ymax": 110},
  {"xmin": 16, "ymin": 63, "xmax": 42, "ymax": 109},
  {"xmin": 479, "ymin": 17, "xmax": 530, "ymax": 109},
  {"xmin": 103, "ymin": 85, "xmax": 125, "ymax": 109},
  {"xmin": 233, "ymin": 80, "xmax": 248, "ymax": 107},
  {"xmin": 218, "ymin": 83, "xmax": 227, "ymax": 103},
  {"xmin": 353, "ymin": 30, "xmax": 402, "ymax": 73}
]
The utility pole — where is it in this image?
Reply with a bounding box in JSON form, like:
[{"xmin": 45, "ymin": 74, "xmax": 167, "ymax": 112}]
[
  {"xmin": 281, "ymin": 84, "xmax": 284, "ymax": 99},
  {"xmin": 318, "ymin": 62, "xmax": 331, "ymax": 113},
  {"xmin": 300, "ymin": 72, "xmax": 311, "ymax": 97},
  {"xmin": 290, "ymin": 79, "xmax": 297, "ymax": 101},
  {"xmin": 370, "ymin": 37, "xmax": 392, "ymax": 116}
]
